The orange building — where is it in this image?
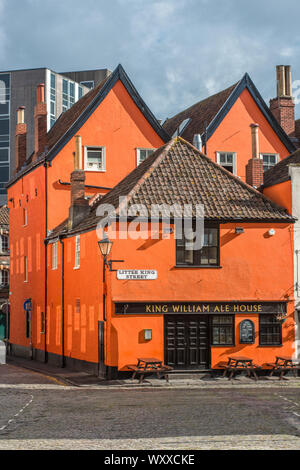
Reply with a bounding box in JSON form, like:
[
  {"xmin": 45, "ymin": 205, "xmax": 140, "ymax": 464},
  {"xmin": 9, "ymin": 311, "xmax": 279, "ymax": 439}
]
[
  {"xmin": 6, "ymin": 64, "xmax": 297, "ymax": 377},
  {"xmin": 7, "ymin": 64, "xmax": 168, "ymax": 362},
  {"xmin": 44, "ymin": 137, "xmax": 295, "ymax": 377},
  {"xmin": 163, "ymin": 68, "xmax": 296, "ymax": 183}
]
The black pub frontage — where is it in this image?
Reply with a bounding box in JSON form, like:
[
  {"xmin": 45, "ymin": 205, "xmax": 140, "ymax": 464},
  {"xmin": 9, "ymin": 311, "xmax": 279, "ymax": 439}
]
[{"xmin": 114, "ymin": 301, "xmax": 289, "ymax": 370}]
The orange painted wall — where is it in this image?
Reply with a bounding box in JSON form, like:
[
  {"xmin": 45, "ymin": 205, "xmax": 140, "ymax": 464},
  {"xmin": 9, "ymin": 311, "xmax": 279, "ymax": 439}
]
[
  {"xmin": 42, "ymin": 220, "xmax": 294, "ymax": 369},
  {"xmin": 7, "ymin": 165, "xmax": 46, "ymax": 351},
  {"xmin": 8, "ymin": 78, "xmax": 164, "ymax": 356},
  {"xmin": 263, "ymin": 180, "xmax": 292, "ymax": 214},
  {"xmin": 47, "ymin": 80, "xmax": 164, "ymax": 231},
  {"xmin": 206, "ymin": 88, "xmax": 290, "ymax": 181}
]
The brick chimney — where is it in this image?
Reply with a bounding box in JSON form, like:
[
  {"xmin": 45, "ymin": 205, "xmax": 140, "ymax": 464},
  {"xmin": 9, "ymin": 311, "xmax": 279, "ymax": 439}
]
[
  {"xmin": 246, "ymin": 123, "xmax": 263, "ymax": 188},
  {"xmin": 269, "ymin": 65, "xmax": 295, "ymax": 137},
  {"xmin": 15, "ymin": 106, "xmax": 27, "ymax": 173},
  {"xmin": 68, "ymin": 135, "xmax": 89, "ymax": 229},
  {"xmin": 33, "ymin": 83, "xmax": 47, "ymax": 161}
]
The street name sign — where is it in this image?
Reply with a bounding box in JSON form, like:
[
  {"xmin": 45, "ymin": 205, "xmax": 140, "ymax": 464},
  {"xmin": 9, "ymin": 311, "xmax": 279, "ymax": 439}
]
[{"xmin": 117, "ymin": 269, "xmax": 157, "ymax": 280}]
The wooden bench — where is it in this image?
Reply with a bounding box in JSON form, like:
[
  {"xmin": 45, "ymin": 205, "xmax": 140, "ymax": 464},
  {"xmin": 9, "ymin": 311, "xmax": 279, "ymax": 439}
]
[
  {"xmin": 224, "ymin": 364, "xmax": 261, "ymax": 381},
  {"xmin": 266, "ymin": 362, "xmax": 300, "ymax": 380},
  {"xmin": 127, "ymin": 364, "xmax": 173, "ymax": 384}
]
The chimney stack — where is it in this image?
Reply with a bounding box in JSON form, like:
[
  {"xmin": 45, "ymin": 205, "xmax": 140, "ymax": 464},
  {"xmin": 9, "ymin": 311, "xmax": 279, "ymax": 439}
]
[
  {"xmin": 68, "ymin": 136, "xmax": 89, "ymax": 229},
  {"xmin": 246, "ymin": 123, "xmax": 263, "ymax": 188},
  {"xmin": 15, "ymin": 106, "xmax": 27, "ymax": 173},
  {"xmin": 33, "ymin": 83, "xmax": 47, "ymax": 161},
  {"xmin": 270, "ymin": 65, "xmax": 295, "ymax": 137}
]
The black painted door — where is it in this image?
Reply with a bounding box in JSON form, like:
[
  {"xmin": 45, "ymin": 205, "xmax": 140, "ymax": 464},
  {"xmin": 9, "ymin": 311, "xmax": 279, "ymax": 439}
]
[{"xmin": 164, "ymin": 315, "xmax": 209, "ymax": 369}]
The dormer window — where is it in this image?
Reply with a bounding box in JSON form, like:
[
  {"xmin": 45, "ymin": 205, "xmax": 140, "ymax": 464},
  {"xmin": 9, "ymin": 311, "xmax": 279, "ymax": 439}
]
[
  {"xmin": 216, "ymin": 152, "xmax": 237, "ymax": 175},
  {"xmin": 136, "ymin": 148, "xmax": 155, "ymax": 166},
  {"xmin": 84, "ymin": 146, "xmax": 106, "ymax": 171},
  {"xmin": 260, "ymin": 153, "xmax": 278, "ymax": 172}
]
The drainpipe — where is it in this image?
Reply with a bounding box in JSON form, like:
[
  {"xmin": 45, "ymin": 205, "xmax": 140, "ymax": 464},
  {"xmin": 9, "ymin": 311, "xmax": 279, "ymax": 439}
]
[
  {"xmin": 59, "ymin": 235, "xmax": 65, "ymax": 367},
  {"xmin": 44, "ymin": 160, "xmax": 48, "ymax": 363}
]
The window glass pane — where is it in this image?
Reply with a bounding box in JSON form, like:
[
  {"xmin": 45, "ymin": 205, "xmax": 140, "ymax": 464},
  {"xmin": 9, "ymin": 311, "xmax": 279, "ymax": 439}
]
[
  {"xmin": 226, "ymin": 153, "xmax": 233, "ymax": 163},
  {"xmin": 63, "ymin": 79, "xmax": 68, "ymax": 94},
  {"xmin": 0, "ymin": 74, "xmax": 10, "ymax": 116},
  {"xmin": 0, "ymin": 165, "xmax": 9, "ymax": 182},
  {"xmin": 87, "ymin": 149, "xmax": 103, "ymax": 169},
  {"xmin": 51, "ymin": 73, "xmax": 56, "ymax": 89},
  {"xmin": 80, "ymin": 81, "xmax": 94, "ymax": 89},
  {"xmin": 209, "ymin": 247, "xmax": 217, "ymax": 264},
  {"xmin": 0, "ymin": 148, "xmax": 8, "ymax": 162},
  {"xmin": 200, "ymin": 246, "xmax": 209, "ymax": 264},
  {"xmin": 0, "ymin": 118, "xmax": 9, "ymax": 135}
]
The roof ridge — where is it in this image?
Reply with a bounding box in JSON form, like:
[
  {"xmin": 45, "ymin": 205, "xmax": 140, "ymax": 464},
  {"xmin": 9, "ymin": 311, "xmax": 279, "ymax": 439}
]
[{"xmin": 177, "ymin": 137, "xmax": 291, "ymax": 214}]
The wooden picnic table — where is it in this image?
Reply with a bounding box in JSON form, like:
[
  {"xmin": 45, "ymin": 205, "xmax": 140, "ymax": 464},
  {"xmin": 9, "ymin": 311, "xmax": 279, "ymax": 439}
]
[
  {"xmin": 127, "ymin": 357, "xmax": 173, "ymax": 383},
  {"xmin": 267, "ymin": 356, "xmax": 300, "ymax": 380},
  {"xmin": 223, "ymin": 356, "xmax": 261, "ymax": 381}
]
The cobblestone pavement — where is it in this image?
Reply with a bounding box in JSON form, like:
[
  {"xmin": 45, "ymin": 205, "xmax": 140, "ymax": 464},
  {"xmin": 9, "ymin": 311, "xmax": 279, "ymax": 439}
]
[{"xmin": 0, "ymin": 364, "xmax": 300, "ymax": 450}]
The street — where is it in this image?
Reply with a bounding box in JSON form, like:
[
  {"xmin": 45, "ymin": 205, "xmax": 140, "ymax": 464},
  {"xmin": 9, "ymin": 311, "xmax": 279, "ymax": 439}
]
[{"xmin": 0, "ymin": 364, "xmax": 300, "ymax": 450}]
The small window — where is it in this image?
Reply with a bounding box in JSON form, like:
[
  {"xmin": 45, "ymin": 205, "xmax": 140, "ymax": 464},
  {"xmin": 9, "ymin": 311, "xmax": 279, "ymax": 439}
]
[
  {"xmin": 24, "ymin": 256, "xmax": 28, "ymax": 282},
  {"xmin": 74, "ymin": 235, "xmax": 80, "ymax": 268},
  {"xmin": 23, "ymin": 207, "xmax": 27, "ymax": 226},
  {"xmin": 52, "ymin": 242, "xmax": 58, "ymax": 270},
  {"xmin": 137, "ymin": 148, "xmax": 155, "ymax": 166},
  {"xmin": 80, "ymin": 80, "xmax": 94, "ymax": 90},
  {"xmin": 211, "ymin": 315, "xmax": 234, "ymax": 346},
  {"xmin": 260, "ymin": 154, "xmax": 278, "ymax": 172},
  {"xmin": 84, "ymin": 146, "xmax": 105, "ymax": 171},
  {"xmin": 176, "ymin": 223, "xmax": 219, "ymax": 267},
  {"xmin": 259, "ymin": 314, "xmax": 282, "ymax": 345},
  {"xmin": 0, "ymin": 269, "xmax": 8, "ymax": 286},
  {"xmin": 216, "ymin": 152, "xmax": 237, "ymax": 174},
  {"xmin": 0, "ymin": 235, "xmax": 8, "ymax": 253}
]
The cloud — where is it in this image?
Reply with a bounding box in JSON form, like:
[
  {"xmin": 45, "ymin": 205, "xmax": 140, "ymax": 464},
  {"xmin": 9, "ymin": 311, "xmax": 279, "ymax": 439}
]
[
  {"xmin": 0, "ymin": 0, "xmax": 7, "ymax": 62},
  {"xmin": 2, "ymin": 0, "xmax": 300, "ymax": 119}
]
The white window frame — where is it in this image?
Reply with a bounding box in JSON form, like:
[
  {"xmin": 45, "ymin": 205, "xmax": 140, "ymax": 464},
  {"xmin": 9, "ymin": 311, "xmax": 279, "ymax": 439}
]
[
  {"xmin": 74, "ymin": 235, "xmax": 80, "ymax": 269},
  {"xmin": 136, "ymin": 148, "xmax": 155, "ymax": 166},
  {"xmin": 0, "ymin": 234, "xmax": 8, "ymax": 253},
  {"xmin": 84, "ymin": 146, "xmax": 106, "ymax": 172},
  {"xmin": 0, "ymin": 269, "xmax": 8, "ymax": 286},
  {"xmin": 23, "ymin": 207, "xmax": 27, "ymax": 226},
  {"xmin": 216, "ymin": 152, "xmax": 237, "ymax": 175},
  {"xmin": 52, "ymin": 241, "xmax": 58, "ymax": 270},
  {"xmin": 24, "ymin": 256, "xmax": 28, "ymax": 282},
  {"xmin": 260, "ymin": 153, "xmax": 279, "ymax": 172}
]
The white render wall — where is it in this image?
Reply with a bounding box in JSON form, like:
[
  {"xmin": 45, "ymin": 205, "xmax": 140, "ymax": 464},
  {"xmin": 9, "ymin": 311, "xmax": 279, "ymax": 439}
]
[{"xmin": 289, "ymin": 164, "xmax": 300, "ymax": 360}]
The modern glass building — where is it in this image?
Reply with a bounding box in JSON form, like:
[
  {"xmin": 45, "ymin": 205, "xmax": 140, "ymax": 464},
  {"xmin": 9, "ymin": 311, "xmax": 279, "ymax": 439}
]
[{"xmin": 0, "ymin": 67, "xmax": 111, "ymax": 203}]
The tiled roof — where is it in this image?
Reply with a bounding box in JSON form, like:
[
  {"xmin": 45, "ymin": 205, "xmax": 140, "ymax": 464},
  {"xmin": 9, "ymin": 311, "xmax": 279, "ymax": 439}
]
[
  {"xmin": 162, "ymin": 74, "xmax": 296, "ymax": 155},
  {"xmin": 0, "ymin": 205, "xmax": 9, "ymax": 226},
  {"xmin": 50, "ymin": 138, "xmax": 294, "ymax": 238},
  {"xmin": 163, "ymin": 83, "xmax": 238, "ymax": 142},
  {"xmin": 263, "ymin": 148, "xmax": 300, "ymax": 188},
  {"xmin": 8, "ymin": 64, "xmax": 169, "ymax": 187}
]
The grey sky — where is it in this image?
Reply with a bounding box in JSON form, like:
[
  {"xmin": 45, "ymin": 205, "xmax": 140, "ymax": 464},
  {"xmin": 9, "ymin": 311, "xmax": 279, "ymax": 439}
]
[{"xmin": 1, "ymin": 0, "xmax": 300, "ymax": 119}]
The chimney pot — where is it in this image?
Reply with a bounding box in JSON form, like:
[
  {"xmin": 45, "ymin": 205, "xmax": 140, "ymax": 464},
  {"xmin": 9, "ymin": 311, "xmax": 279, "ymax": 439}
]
[
  {"xmin": 270, "ymin": 65, "xmax": 295, "ymax": 136},
  {"xmin": 246, "ymin": 123, "xmax": 263, "ymax": 187},
  {"xmin": 33, "ymin": 83, "xmax": 47, "ymax": 160},
  {"xmin": 15, "ymin": 106, "xmax": 27, "ymax": 173},
  {"xmin": 37, "ymin": 83, "xmax": 45, "ymax": 103}
]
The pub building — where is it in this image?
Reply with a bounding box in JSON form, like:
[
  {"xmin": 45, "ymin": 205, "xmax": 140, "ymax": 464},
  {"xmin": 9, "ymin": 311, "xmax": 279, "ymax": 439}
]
[{"xmin": 42, "ymin": 137, "xmax": 296, "ymax": 377}]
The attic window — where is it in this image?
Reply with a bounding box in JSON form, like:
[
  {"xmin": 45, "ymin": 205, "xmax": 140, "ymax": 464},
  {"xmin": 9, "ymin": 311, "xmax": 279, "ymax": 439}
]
[
  {"xmin": 260, "ymin": 153, "xmax": 278, "ymax": 172},
  {"xmin": 216, "ymin": 152, "xmax": 237, "ymax": 175},
  {"xmin": 84, "ymin": 146, "xmax": 106, "ymax": 172},
  {"xmin": 172, "ymin": 118, "xmax": 191, "ymax": 137},
  {"xmin": 136, "ymin": 148, "xmax": 155, "ymax": 166}
]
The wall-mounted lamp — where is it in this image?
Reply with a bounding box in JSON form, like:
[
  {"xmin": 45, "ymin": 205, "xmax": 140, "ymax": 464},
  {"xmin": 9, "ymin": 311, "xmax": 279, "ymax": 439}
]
[
  {"xmin": 144, "ymin": 329, "xmax": 152, "ymax": 341},
  {"xmin": 235, "ymin": 227, "xmax": 244, "ymax": 234},
  {"xmin": 268, "ymin": 229, "xmax": 276, "ymax": 236}
]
